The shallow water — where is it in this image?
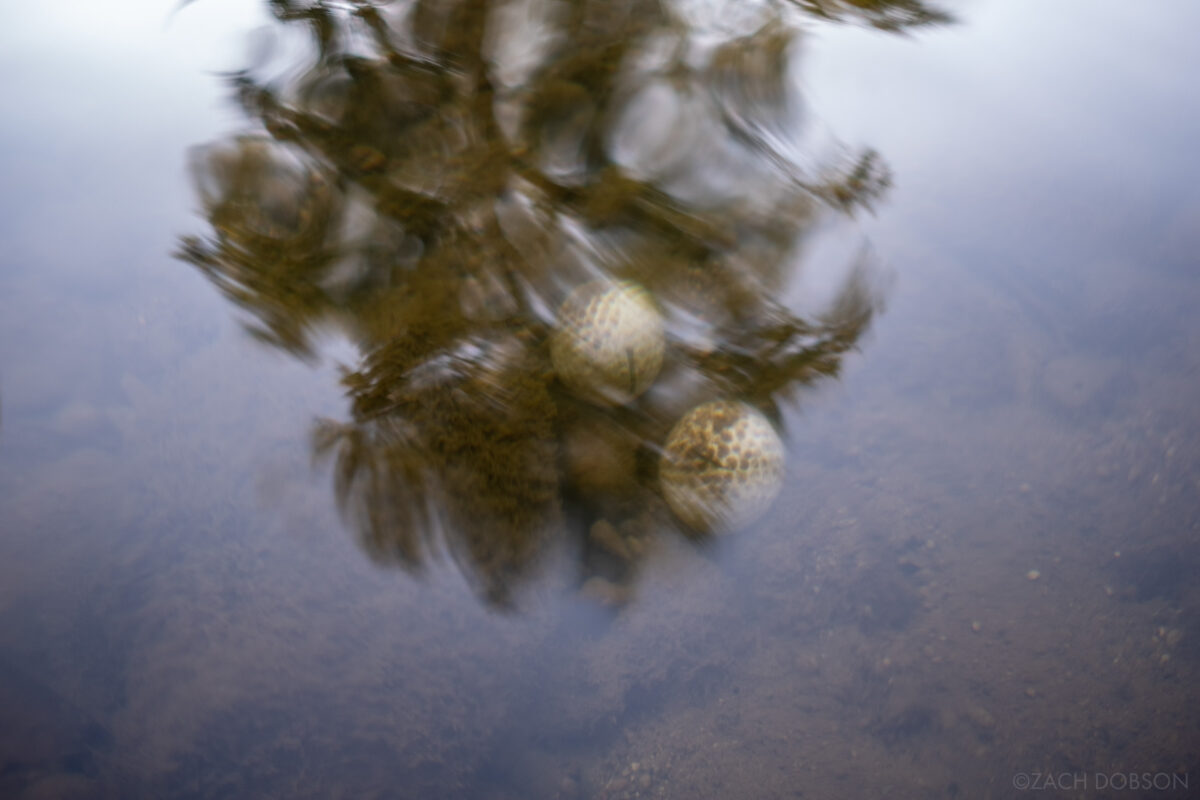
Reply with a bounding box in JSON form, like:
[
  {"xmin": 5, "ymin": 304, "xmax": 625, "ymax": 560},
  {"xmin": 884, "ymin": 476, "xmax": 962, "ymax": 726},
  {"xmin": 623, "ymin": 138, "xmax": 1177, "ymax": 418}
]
[{"xmin": 2, "ymin": 1, "xmax": 1199, "ymax": 798}]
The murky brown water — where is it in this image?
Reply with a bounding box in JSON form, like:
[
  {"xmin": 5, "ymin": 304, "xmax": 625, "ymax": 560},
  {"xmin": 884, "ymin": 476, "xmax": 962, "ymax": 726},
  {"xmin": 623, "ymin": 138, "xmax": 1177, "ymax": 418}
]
[{"xmin": 2, "ymin": 1, "xmax": 1199, "ymax": 798}]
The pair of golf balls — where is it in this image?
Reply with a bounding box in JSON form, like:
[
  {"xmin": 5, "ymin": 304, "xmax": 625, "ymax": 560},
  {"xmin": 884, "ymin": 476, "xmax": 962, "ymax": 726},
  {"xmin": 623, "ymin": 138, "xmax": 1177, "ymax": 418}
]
[{"xmin": 550, "ymin": 280, "xmax": 785, "ymax": 532}]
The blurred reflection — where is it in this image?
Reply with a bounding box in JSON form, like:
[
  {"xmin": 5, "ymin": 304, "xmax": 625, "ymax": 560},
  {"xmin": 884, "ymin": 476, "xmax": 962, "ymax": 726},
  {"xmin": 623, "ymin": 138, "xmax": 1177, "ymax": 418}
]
[{"xmin": 179, "ymin": 0, "xmax": 948, "ymax": 607}]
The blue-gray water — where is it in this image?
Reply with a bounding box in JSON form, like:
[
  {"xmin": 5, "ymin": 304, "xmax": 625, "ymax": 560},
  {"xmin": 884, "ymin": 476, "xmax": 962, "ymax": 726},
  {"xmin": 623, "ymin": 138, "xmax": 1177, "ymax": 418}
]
[{"xmin": 2, "ymin": 1, "xmax": 1198, "ymax": 798}]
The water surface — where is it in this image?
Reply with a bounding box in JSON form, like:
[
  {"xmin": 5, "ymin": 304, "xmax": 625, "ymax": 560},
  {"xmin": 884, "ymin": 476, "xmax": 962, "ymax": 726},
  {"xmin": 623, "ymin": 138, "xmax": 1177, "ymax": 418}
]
[{"xmin": 2, "ymin": 1, "xmax": 1198, "ymax": 798}]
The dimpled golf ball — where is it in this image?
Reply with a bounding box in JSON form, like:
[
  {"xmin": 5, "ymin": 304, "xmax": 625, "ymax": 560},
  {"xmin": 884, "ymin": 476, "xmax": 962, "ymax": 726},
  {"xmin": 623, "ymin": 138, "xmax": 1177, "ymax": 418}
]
[
  {"xmin": 550, "ymin": 280, "xmax": 665, "ymax": 405},
  {"xmin": 660, "ymin": 400, "xmax": 786, "ymax": 533}
]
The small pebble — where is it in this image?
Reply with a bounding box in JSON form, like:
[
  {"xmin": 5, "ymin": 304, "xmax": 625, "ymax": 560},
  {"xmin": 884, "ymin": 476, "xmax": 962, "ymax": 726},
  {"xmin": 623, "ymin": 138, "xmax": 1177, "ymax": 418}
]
[
  {"xmin": 590, "ymin": 519, "xmax": 633, "ymax": 560},
  {"xmin": 580, "ymin": 576, "xmax": 630, "ymax": 608},
  {"xmin": 966, "ymin": 705, "xmax": 996, "ymax": 729}
]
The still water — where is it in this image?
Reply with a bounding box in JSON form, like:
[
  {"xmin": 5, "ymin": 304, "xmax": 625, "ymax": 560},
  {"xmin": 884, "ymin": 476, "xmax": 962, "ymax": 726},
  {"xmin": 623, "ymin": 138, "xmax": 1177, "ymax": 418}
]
[{"xmin": 2, "ymin": 1, "xmax": 1198, "ymax": 797}]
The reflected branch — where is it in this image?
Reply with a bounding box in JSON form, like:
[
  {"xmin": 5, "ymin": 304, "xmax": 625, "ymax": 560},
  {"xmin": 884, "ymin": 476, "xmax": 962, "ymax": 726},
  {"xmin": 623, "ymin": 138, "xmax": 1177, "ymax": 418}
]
[{"xmin": 788, "ymin": 0, "xmax": 955, "ymax": 31}]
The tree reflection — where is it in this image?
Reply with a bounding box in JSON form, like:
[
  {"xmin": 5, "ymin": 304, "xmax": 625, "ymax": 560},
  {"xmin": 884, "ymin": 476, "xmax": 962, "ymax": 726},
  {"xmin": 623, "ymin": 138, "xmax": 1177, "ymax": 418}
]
[{"xmin": 179, "ymin": 0, "xmax": 948, "ymax": 607}]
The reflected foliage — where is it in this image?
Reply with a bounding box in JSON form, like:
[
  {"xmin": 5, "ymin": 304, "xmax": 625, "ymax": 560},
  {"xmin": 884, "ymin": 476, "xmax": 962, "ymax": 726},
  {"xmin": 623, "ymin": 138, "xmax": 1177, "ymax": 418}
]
[
  {"xmin": 179, "ymin": 0, "xmax": 946, "ymax": 606},
  {"xmin": 789, "ymin": 0, "xmax": 953, "ymax": 30}
]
